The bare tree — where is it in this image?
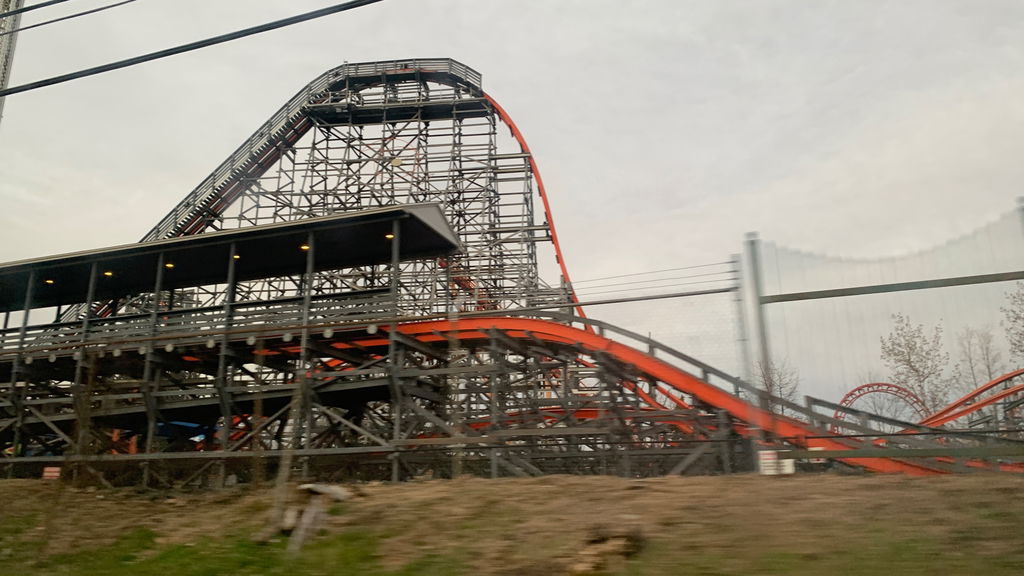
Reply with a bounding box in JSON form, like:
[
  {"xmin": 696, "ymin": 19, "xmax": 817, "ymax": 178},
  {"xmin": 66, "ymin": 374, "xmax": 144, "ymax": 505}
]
[
  {"xmin": 957, "ymin": 325, "xmax": 1004, "ymax": 394},
  {"xmin": 977, "ymin": 329, "xmax": 1004, "ymax": 381},
  {"xmin": 862, "ymin": 391, "xmax": 919, "ymax": 426},
  {"xmin": 855, "ymin": 369, "xmax": 882, "ymax": 384},
  {"xmin": 1002, "ymin": 282, "xmax": 1024, "ymax": 366},
  {"xmin": 756, "ymin": 358, "xmax": 800, "ymax": 415},
  {"xmin": 879, "ymin": 313, "xmax": 951, "ymax": 413},
  {"xmin": 958, "ymin": 327, "xmax": 980, "ymax": 390}
]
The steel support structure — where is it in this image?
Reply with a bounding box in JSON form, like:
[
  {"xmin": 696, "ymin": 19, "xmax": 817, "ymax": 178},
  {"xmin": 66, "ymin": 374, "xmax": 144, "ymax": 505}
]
[
  {"xmin": 127, "ymin": 59, "xmax": 565, "ymax": 316},
  {"xmin": 2, "ymin": 60, "xmax": 1019, "ymax": 484},
  {"xmin": 8, "ymin": 303, "xmax": 1022, "ymax": 482}
]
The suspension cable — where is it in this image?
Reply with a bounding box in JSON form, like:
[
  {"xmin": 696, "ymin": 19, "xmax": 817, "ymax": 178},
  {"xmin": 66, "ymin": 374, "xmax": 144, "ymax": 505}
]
[{"xmin": 572, "ymin": 261, "xmax": 735, "ymax": 284}]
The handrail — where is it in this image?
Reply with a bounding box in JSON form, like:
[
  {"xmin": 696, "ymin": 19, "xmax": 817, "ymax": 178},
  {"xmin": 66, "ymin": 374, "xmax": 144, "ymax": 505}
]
[
  {"xmin": 4, "ymin": 290, "xmax": 394, "ymax": 357},
  {"xmin": 511, "ymin": 310, "xmax": 757, "ymax": 394},
  {"xmin": 143, "ymin": 59, "xmax": 482, "ymax": 242}
]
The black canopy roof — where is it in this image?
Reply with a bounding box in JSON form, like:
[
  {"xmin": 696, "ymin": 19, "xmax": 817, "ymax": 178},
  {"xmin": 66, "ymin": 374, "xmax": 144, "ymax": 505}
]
[{"xmin": 0, "ymin": 204, "xmax": 461, "ymax": 312}]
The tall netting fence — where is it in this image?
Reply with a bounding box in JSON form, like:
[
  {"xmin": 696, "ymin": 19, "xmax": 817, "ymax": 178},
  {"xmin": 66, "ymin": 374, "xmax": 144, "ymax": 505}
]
[{"xmin": 746, "ymin": 204, "xmax": 1024, "ymax": 411}]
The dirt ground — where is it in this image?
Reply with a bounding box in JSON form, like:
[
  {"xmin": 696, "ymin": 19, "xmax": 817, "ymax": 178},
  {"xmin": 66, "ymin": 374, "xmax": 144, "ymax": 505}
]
[{"xmin": 2, "ymin": 472, "xmax": 1024, "ymax": 574}]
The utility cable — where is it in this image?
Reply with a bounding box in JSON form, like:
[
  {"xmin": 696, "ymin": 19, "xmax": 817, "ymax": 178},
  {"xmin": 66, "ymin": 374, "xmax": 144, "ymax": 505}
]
[
  {"xmin": 0, "ymin": 0, "xmax": 75, "ymax": 20},
  {"xmin": 575, "ymin": 277, "xmax": 740, "ymax": 298},
  {"xmin": 0, "ymin": 0, "xmax": 136, "ymax": 38},
  {"xmin": 571, "ymin": 269, "xmax": 738, "ymax": 292},
  {"xmin": 572, "ymin": 261, "xmax": 734, "ymax": 284},
  {"xmin": 0, "ymin": 0, "xmax": 383, "ymax": 98}
]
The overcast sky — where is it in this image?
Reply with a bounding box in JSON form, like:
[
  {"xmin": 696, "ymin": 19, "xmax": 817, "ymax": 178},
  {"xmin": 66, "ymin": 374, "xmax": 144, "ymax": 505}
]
[{"xmin": 1, "ymin": 0, "xmax": 1023, "ymax": 396}]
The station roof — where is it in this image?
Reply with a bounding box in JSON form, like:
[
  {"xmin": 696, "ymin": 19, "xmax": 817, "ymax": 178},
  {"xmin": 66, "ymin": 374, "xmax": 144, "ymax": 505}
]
[{"xmin": 0, "ymin": 203, "xmax": 461, "ymax": 312}]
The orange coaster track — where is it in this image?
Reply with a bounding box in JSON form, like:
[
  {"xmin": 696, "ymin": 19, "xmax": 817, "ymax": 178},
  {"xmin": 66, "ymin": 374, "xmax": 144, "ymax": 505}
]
[
  {"xmin": 921, "ymin": 369, "xmax": 1024, "ymax": 428},
  {"xmin": 332, "ymin": 316, "xmax": 950, "ymax": 475}
]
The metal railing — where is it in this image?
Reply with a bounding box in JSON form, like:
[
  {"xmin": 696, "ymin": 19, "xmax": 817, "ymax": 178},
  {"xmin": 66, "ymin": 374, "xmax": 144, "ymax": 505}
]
[
  {"xmin": 515, "ymin": 311, "xmax": 1020, "ymax": 453},
  {"xmin": 4, "ymin": 290, "xmax": 394, "ymax": 360}
]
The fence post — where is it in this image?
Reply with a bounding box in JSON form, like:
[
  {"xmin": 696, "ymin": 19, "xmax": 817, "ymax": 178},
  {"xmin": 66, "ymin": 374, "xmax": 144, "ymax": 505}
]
[
  {"xmin": 745, "ymin": 233, "xmax": 772, "ymax": 388},
  {"xmin": 732, "ymin": 253, "xmax": 753, "ymax": 385}
]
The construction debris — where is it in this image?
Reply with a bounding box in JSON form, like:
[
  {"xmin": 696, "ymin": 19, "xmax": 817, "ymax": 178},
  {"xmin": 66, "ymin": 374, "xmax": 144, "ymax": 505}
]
[{"xmin": 298, "ymin": 483, "xmax": 353, "ymax": 502}]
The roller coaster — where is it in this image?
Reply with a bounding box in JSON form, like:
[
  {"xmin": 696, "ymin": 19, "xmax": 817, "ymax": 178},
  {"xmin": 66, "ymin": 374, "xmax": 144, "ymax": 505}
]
[{"xmin": 1, "ymin": 59, "xmax": 1021, "ymax": 485}]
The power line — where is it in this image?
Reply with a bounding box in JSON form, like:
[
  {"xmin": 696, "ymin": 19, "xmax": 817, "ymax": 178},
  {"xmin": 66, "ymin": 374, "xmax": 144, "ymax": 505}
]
[
  {"xmin": 0, "ymin": 0, "xmax": 383, "ymax": 98},
  {"xmin": 572, "ymin": 261, "xmax": 735, "ymax": 284},
  {"xmin": 575, "ymin": 277, "xmax": 739, "ymax": 298},
  {"xmin": 538, "ymin": 286, "xmax": 739, "ymax": 310},
  {"xmin": 571, "ymin": 269, "xmax": 737, "ymax": 292},
  {"xmin": 0, "ymin": 0, "xmax": 136, "ymax": 38},
  {"xmin": 0, "ymin": 0, "xmax": 74, "ymax": 20},
  {"xmin": 438, "ymin": 287, "xmax": 740, "ymax": 319}
]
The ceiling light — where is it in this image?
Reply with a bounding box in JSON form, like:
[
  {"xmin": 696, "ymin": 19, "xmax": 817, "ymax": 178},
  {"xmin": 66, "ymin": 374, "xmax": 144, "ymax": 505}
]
[
  {"xmin": 385, "ymin": 233, "xmax": 395, "ymax": 239},
  {"xmin": 103, "ymin": 271, "xmax": 113, "ymax": 277},
  {"xmin": 233, "ymin": 254, "xmax": 241, "ymax": 260},
  {"xmin": 164, "ymin": 263, "xmax": 175, "ymax": 269},
  {"xmin": 44, "ymin": 279, "xmax": 54, "ymax": 285},
  {"xmin": 300, "ymin": 244, "xmax": 311, "ymax": 251}
]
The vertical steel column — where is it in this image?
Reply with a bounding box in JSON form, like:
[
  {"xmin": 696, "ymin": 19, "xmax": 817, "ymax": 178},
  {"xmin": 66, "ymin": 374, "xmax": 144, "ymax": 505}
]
[
  {"xmin": 488, "ymin": 336, "xmax": 500, "ymax": 479},
  {"xmin": 560, "ymin": 359, "xmax": 573, "ymax": 411},
  {"xmin": 716, "ymin": 410, "xmax": 733, "ymax": 474},
  {"xmin": 1, "ymin": 309, "xmax": 7, "ymax": 477},
  {"xmin": 731, "ymin": 253, "xmax": 753, "ymax": 388},
  {"xmin": 388, "ymin": 218, "xmax": 402, "ymax": 482},
  {"xmin": 215, "ymin": 244, "xmax": 238, "ymax": 482},
  {"xmin": 7, "ymin": 269, "xmax": 33, "ymax": 474},
  {"xmin": 140, "ymin": 254, "xmax": 164, "ymax": 487},
  {"xmin": 0, "ymin": 311, "xmax": 8, "ymax": 355},
  {"xmin": 745, "ymin": 232, "xmax": 772, "ymax": 440},
  {"xmin": 1017, "ymin": 197, "xmax": 1024, "ymax": 242},
  {"xmin": 267, "ymin": 234, "xmax": 316, "ymax": 523},
  {"xmin": 605, "ymin": 373, "xmax": 632, "ymax": 478},
  {"xmin": 445, "ymin": 265, "xmax": 464, "ymax": 477},
  {"xmin": 745, "ymin": 233, "xmax": 772, "ymax": 387},
  {"xmin": 298, "ymin": 232, "xmax": 315, "ymax": 478},
  {"xmin": 73, "ymin": 263, "xmax": 99, "ymax": 455}
]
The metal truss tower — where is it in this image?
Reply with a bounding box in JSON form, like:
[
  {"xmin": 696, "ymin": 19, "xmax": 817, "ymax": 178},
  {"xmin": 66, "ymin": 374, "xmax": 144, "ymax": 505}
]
[
  {"xmin": 142, "ymin": 59, "xmax": 571, "ymax": 316},
  {"xmin": 0, "ymin": 0, "xmax": 24, "ymax": 126}
]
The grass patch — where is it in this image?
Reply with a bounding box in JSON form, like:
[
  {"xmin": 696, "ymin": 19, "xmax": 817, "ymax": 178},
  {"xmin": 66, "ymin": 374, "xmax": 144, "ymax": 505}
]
[
  {"xmin": 0, "ymin": 513, "xmax": 45, "ymax": 563},
  {"xmin": 613, "ymin": 535, "xmax": 1024, "ymax": 576},
  {"xmin": 4, "ymin": 475, "xmax": 1024, "ymax": 576},
  {"xmin": 6, "ymin": 526, "xmax": 467, "ymax": 576},
  {"xmin": 0, "ymin": 513, "xmax": 37, "ymax": 541}
]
